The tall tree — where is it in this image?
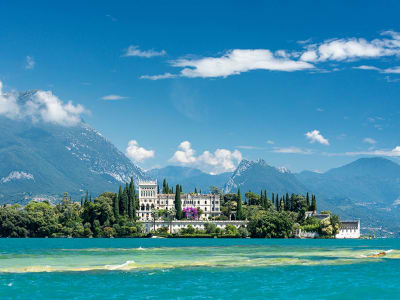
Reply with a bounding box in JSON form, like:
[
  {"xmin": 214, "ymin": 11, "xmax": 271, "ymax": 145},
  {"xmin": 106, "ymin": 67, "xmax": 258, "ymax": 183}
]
[
  {"xmin": 311, "ymin": 194, "xmax": 317, "ymax": 211},
  {"xmin": 285, "ymin": 193, "xmax": 290, "ymax": 211},
  {"xmin": 118, "ymin": 185, "xmax": 123, "ymax": 214},
  {"xmin": 271, "ymin": 193, "xmax": 275, "ymax": 206},
  {"xmin": 175, "ymin": 184, "xmax": 183, "ymax": 220},
  {"xmin": 264, "ymin": 190, "xmax": 268, "ymax": 208},
  {"xmin": 280, "ymin": 197, "xmax": 285, "ymax": 211},
  {"xmin": 129, "ymin": 177, "xmax": 135, "ymax": 219},
  {"xmin": 306, "ymin": 192, "xmax": 310, "ymax": 210},
  {"xmin": 194, "ymin": 187, "xmax": 198, "ymax": 194},
  {"xmin": 113, "ymin": 193, "xmax": 119, "ymax": 219},
  {"xmin": 162, "ymin": 178, "xmax": 167, "ymax": 194},
  {"xmin": 121, "ymin": 185, "xmax": 129, "ymax": 215},
  {"xmin": 236, "ymin": 188, "xmax": 244, "ymax": 220},
  {"xmin": 276, "ymin": 194, "xmax": 279, "ymax": 211}
]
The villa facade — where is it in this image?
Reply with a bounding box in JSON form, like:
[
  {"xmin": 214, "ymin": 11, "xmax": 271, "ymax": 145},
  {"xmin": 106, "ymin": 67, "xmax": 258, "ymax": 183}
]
[{"xmin": 137, "ymin": 180, "xmax": 221, "ymax": 221}]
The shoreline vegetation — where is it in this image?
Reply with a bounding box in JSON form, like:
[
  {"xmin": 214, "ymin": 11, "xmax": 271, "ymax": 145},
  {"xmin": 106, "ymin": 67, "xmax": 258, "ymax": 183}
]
[{"xmin": 0, "ymin": 178, "xmax": 341, "ymax": 239}]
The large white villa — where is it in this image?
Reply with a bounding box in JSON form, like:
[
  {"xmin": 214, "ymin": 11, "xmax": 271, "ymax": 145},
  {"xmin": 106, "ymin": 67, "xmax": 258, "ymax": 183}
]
[{"xmin": 137, "ymin": 180, "xmax": 221, "ymax": 221}]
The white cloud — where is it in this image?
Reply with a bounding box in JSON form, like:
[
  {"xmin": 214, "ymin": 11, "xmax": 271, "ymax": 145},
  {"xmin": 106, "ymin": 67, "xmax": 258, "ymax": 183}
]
[
  {"xmin": 140, "ymin": 73, "xmax": 177, "ymax": 80},
  {"xmin": 235, "ymin": 145, "xmax": 263, "ymax": 150},
  {"xmin": 139, "ymin": 31, "xmax": 400, "ymax": 79},
  {"xmin": 345, "ymin": 146, "xmax": 400, "ymax": 157},
  {"xmin": 267, "ymin": 140, "xmax": 275, "ymax": 145},
  {"xmin": 170, "ymin": 49, "xmax": 314, "ymax": 78},
  {"xmin": 101, "ymin": 94, "xmax": 127, "ymax": 100},
  {"xmin": 25, "ymin": 56, "xmax": 35, "ymax": 70},
  {"xmin": 305, "ymin": 130, "xmax": 329, "ymax": 145},
  {"xmin": 170, "ymin": 141, "xmax": 196, "ymax": 164},
  {"xmin": 273, "ymin": 147, "xmax": 313, "ymax": 155},
  {"xmin": 353, "ymin": 65, "xmax": 381, "ymax": 71},
  {"xmin": 125, "ymin": 140, "xmax": 155, "ymax": 163},
  {"xmin": 169, "ymin": 141, "xmax": 242, "ymax": 174},
  {"xmin": 300, "ymin": 31, "xmax": 400, "ymax": 62},
  {"xmin": 123, "ymin": 45, "xmax": 166, "ymax": 58},
  {"xmin": 0, "ymin": 82, "xmax": 20, "ymax": 118},
  {"xmin": 0, "ymin": 81, "xmax": 86, "ymax": 126},
  {"xmin": 383, "ymin": 66, "xmax": 400, "ymax": 74},
  {"xmin": 363, "ymin": 137, "xmax": 377, "ymax": 145}
]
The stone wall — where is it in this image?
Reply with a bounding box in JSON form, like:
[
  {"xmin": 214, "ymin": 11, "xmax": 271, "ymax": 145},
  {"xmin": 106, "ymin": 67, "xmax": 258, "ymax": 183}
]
[{"xmin": 142, "ymin": 220, "xmax": 248, "ymax": 234}]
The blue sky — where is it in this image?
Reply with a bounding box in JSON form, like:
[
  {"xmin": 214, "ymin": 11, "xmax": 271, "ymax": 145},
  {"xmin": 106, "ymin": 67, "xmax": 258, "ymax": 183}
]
[{"xmin": 1, "ymin": 1, "xmax": 400, "ymax": 174}]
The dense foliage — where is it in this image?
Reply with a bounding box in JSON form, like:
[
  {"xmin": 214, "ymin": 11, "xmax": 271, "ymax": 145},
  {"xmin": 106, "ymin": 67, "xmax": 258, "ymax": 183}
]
[{"xmin": 0, "ymin": 188, "xmax": 142, "ymax": 238}]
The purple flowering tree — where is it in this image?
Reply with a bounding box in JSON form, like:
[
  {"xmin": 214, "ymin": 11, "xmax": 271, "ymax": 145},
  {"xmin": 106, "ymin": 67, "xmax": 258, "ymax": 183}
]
[{"xmin": 183, "ymin": 207, "xmax": 198, "ymax": 220}]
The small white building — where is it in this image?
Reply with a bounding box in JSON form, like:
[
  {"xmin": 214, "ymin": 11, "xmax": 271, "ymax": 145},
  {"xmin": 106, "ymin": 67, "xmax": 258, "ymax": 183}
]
[
  {"xmin": 335, "ymin": 220, "xmax": 360, "ymax": 239},
  {"xmin": 137, "ymin": 180, "xmax": 221, "ymax": 221}
]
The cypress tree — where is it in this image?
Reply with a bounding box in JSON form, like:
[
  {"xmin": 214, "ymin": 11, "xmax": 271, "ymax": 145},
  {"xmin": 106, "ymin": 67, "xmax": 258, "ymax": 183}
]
[
  {"xmin": 236, "ymin": 188, "xmax": 244, "ymax": 220},
  {"xmin": 89, "ymin": 194, "xmax": 92, "ymax": 202},
  {"xmin": 113, "ymin": 193, "xmax": 119, "ymax": 219},
  {"xmin": 311, "ymin": 195, "xmax": 317, "ymax": 212},
  {"xmin": 271, "ymin": 193, "xmax": 275, "ymax": 206},
  {"xmin": 276, "ymin": 194, "xmax": 279, "ymax": 211},
  {"xmin": 162, "ymin": 179, "xmax": 167, "ymax": 193},
  {"xmin": 264, "ymin": 190, "xmax": 268, "ymax": 207},
  {"xmin": 260, "ymin": 190, "xmax": 264, "ymax": 207},
  {"xmin": 157, "ymin": 185, "xmax": 160, "ymax": 194},
  {"xmin": 306, "ymin": 192, "xmax": 310, "ymax": 210},
  {"xmin": 290, "ymin": 193, "xmax": 295, "ymax": 212},
  {"xmin": 118, "ymin": 185, "xmax": 123, "ymax": 214},
  {"xmin": 199, "ymin": 189, "xmax": 202, "ymax": 194},
  {"xmin": 180, "ymin": 185, "xmax": 183, "ymax": 193},
  {"xmin": 280, "ymin": 197, "xmax": 285, "ymax": 211},
  {"xmin": 121, "ymin": 186, "xmax": 129, "ymax": 215},
  {"xmin": 85, "ymin": 190, "xmax": 89, "ymax": 204},
  {"xmin": 175, "ymin": 184, "xmax": 183, "ymax": 220},
  {"xmin": 129, "ymin": 177, "xmax": 135, "ymax": 219},
  {"xmin": 285, "ymin": 193, "xmax": 289, "ymax": 211},
  {"xmin": 194, "ymin": 187, "xmax": 198, "ymax": 194}
]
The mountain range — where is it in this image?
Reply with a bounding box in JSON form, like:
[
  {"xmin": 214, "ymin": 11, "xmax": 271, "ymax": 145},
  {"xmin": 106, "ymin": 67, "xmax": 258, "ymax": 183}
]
[{"xmin": 1, "ymin": 91, "xmax": 400, "ymax": 235}]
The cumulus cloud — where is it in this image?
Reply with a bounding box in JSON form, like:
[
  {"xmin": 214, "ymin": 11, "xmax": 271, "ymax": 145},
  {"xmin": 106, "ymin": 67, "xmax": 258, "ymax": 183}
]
[
  {"xmin": 125, "ymin": 140, "xmax": 155, "ymax": 163},
  {"xmin": 300, "ymin": 31, "xmax": 400, "ymax": 62},
  {"xmin": 0, "ymin": 81, "xmax": 86, "ymax": 126},
  {"xmin": 273, "ymin": 147, "xmax": 313, "ymax": 155},
  {"xmin": 170, "ymin": 49, "xmax": 314, "ymax": 78},
  {"xmin": 123, "ymin": 45, "xmax": 166, "ymax": 58},
  {"xmin": 25, "ymin": 56, "xmax": 35, "ymax": 70},
  {"xmin": 363, "ymin": 137, "xmax": 377, "ymax": 145},
  {"xmin": 101, "ymin": 94, "xmax": 127, "ymax": 100},
  {"xmin": 305, "ymin": 130, "xmax": 329, "ymax": 145},
  {"xmin": 169, "ymin": 141, "xmax": 242, "ymax": 174}
]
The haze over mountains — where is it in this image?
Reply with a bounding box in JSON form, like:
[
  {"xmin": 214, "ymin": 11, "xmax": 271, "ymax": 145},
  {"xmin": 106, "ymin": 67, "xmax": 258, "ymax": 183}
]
[{"xmin": 1, "ymin": 91, "xmax": 400, "ymax": 235}]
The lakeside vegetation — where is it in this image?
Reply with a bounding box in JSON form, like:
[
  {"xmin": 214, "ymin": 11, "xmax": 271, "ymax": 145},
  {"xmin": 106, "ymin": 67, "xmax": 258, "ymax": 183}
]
[{"xmin": 0, "ymin": 178, "xmax": 340, "ymax": 238}]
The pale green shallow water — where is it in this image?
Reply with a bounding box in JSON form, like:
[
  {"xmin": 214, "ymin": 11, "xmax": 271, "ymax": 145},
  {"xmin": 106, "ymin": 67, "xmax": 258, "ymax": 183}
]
[{"xmin": 0, "ymin": 238, "xmax": 399, "ymax": 299}]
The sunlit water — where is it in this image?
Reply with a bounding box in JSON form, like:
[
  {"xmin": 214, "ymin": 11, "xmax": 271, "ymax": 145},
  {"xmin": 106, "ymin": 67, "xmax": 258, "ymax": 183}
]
[{"xmin": 0, "ymin": 238, "xmax": 399, "ymax": 299}]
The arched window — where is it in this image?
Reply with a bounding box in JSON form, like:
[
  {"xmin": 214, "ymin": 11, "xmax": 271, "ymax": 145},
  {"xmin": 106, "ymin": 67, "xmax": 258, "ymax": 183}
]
[
  {"xmin": 141, "ymin": 204, "xmax": 145, "ymax": 211},
  {"xmin": 151, "ymin": 204, "xmax": 154, "ymax": 209},
  {"xmin": 146, "ymin": 204, "xmax": 150, "ymax": 211}
]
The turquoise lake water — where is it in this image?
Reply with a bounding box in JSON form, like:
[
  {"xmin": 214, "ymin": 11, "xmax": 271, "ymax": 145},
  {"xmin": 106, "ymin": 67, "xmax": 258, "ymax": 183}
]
[{"xmin": 0, "ymin": 238, "xmax": 399, "ymax": 299}]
